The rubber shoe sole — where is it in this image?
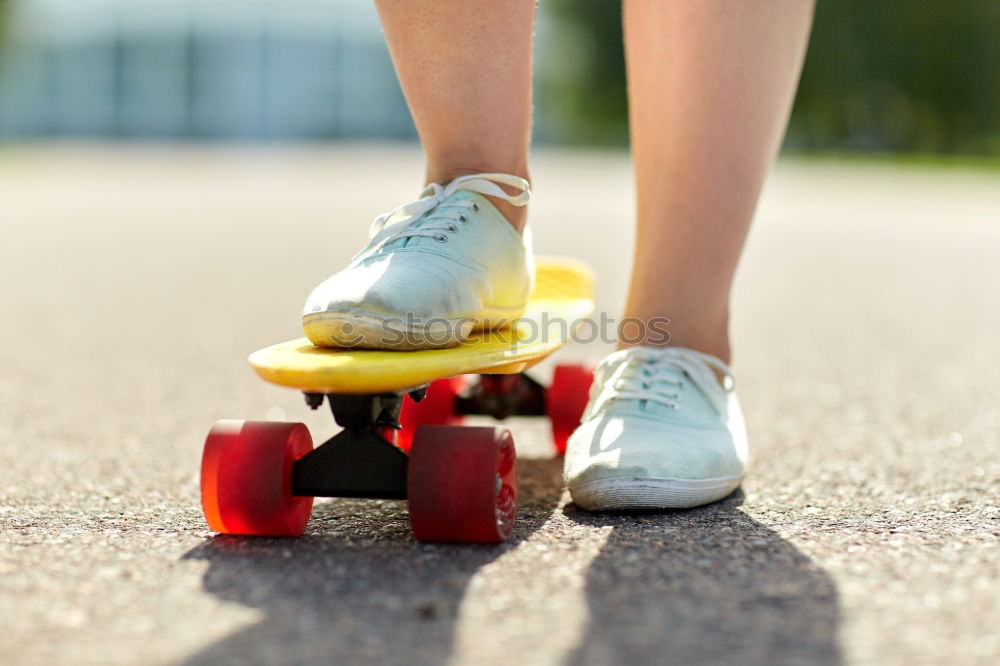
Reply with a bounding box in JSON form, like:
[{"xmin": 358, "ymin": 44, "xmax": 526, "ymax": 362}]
[
  {"xmin": 568, "ymin": 474, "xmax": 743, "ymax": 511},
  {"xmin": 302, "ymin": 311, "xmax": 474, "ymax": 350},
  {"xmin": 302, "ymin": 307, "xmax": 523, "ymax": 350}
]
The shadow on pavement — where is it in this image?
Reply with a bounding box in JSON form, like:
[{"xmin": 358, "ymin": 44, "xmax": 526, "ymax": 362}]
[
  {"xmin": 565, "ymin": 491, "xmax": 842, "ymax": 666},
  {"xmin": 182, "ymin": 464, "xmax": 841, "ymax": 666},
  {"xmin": 180, "ymin": 457, "xmax": 564, "ymax": 666}
]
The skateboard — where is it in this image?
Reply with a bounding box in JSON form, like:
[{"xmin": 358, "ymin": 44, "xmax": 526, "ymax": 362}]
[{"xmin": 200, "ymin": 257, "xmax": 596, "ymax": 544}]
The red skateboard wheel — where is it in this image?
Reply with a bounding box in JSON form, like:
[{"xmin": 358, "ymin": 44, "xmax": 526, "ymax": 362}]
[
  {"xmin": 397, "ymin": 376, "xmax": 466, "ymax": 452},
  {"xmin": 546, "ymin": 363, "xmax": 594, "ymax": 455},
  {"xmin": 201, "ymin": 420, "xmax": 314, "ymax": 537},
  {"xmin": 408, "ymin": 425, "xmax": 517, "ymax": 543}
]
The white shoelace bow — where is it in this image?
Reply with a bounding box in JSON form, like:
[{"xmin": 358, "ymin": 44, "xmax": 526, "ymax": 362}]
[
  {"xmin": 588, "ymin": 347, "xmax": 734, "ymax": 418},
  {"xmin": 353, "ymin": 173, "xmax": 531, "ymax": 261}
]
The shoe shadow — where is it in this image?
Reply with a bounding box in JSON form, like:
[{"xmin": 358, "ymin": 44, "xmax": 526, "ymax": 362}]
[
  {"xmin": 179, "ymin": 457, "xmax": 564, "ymax": 666},
  {"xmin": 563, "ymin": 491, "xmax": 843, "ymax": 666}
]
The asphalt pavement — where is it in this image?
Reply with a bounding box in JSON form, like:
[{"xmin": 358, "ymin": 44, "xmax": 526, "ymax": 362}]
[{"xmin": 1, "ymin": 145, "xmax": 998, "ymax": 665}]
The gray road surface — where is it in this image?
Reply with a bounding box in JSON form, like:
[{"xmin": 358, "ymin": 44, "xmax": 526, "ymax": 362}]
[{"xmin": 1, "ymin": 145, "xmax": 998, "ymax": 665}]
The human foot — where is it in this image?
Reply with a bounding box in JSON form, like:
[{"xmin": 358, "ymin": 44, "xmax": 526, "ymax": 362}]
[
  {"xmin": 564, "ymin": 346, "xmax": 747, "ymax": 510},
  {"xmin": 303, "ymin": 173, "xmax": 533, "ymax": 350}
]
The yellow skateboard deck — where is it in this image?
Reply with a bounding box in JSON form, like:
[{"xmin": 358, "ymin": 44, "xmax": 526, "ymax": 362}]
[{"xmin": 250, "ymin": 257, "xmax": 595, "ymax": 394}]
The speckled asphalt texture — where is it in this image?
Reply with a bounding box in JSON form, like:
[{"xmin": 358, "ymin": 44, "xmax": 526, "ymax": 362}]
[{"xmin": 2, "ymin": 146, "xmax": 998, "ymax": 666}]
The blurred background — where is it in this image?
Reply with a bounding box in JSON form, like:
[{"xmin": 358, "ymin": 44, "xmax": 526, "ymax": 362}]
[
  {"xmin": 4, "ymin": 3, "xmax": 1000, "ymax": 666},
  {"xmin": 1, "ymin": 0, "xmax": 998, "ymax": 157}
]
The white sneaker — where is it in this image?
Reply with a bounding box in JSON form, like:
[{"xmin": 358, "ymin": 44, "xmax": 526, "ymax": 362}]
[
  {"xmin": 564, "ymin": 346, "xmax": 747, "ymax": 510},
  {"xmin": 303, "ymin": 173, "xmax": 533, "ymax": 350}
]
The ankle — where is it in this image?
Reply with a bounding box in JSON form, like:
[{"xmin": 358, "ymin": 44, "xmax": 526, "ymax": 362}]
[
  {"xmin": 425, "ymin": 162, "xmax": 530, "ymax": 233},
  {"xmin": 617, "ymin": 320, "xmax": 732, "ymax": 364}
]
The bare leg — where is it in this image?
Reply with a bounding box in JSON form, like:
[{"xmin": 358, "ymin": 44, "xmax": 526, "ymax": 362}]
[
  {"xmin": 622, "ymin": 0, "xmax": 814, "ymax": 361},
  {"xmin": 374, "ymin": 0, "xmax": 536, "ymax": 231}
]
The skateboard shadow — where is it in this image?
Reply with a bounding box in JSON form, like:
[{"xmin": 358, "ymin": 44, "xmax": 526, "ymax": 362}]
[
  {"xmin": 182, "ymin": 469, "xmax": 841, "ymax": 666},
  {"xmin": 563, "ymin": 491, "xmax": 843, "ymax": 666},
  {"xmin": 180, "ymin": 457, "xmax": 565, "ymax": 666}
]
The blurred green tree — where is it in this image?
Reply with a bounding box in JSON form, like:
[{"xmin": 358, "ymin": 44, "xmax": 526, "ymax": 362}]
[
  {"xmin": 538, "ymin": 0, "xmax": 628, "ymax": 144},
  {"xmin": 792, "ymin": 0, "xmax": 1000, "ymax": 154},
  {"xmin": 0, "ymin": 0, "xmax": 14, "ymax": 49},
  {"xmin": 543, "ymin": 0, "xmax": 1000, "ymax": 155}
]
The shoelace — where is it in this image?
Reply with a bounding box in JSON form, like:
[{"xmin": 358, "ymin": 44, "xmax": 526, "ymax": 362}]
[
  {"xmin": 587, "ymin": 347, "xmax": 734, "ymax": 418},
  {"xmin": 352, "ymin": 173, "xmax": 531, "ymax": 261}
]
